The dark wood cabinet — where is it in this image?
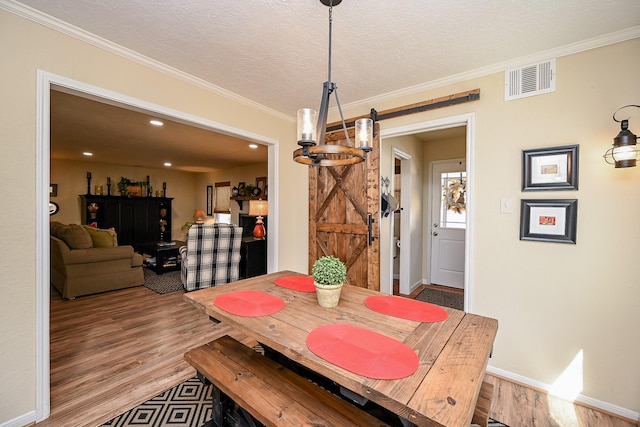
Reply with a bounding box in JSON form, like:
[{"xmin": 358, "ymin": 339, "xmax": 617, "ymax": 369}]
[
  {"xmin": 80, "ymin": 195, "xmax": 173, "ymax": 247},
  {"xmin": 240, "ymin": 237, "xmax": 267, "ymax": 279}
]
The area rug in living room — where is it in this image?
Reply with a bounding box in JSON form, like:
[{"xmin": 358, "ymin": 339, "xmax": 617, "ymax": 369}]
[
  {"xmin": 102, "ymin": 377, "xmax": 509, "ymax": 427},
  {"xmin": 143, "ymin": 268, "xmax": 183, "ymax": 295},
  {"xmin": 100, "ymin": 377, "xmax": 210, "ymax": 427}
]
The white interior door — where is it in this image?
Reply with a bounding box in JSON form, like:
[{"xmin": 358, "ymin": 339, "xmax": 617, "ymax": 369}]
[{"xmin": 430, "ymin": 160, "xmax": 466, "ymax": 289}]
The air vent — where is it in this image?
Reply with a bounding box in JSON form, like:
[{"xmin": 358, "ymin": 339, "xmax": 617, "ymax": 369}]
[{"xmin": 505, "ymin": 58, "xmax": 556, "ymax": 101}]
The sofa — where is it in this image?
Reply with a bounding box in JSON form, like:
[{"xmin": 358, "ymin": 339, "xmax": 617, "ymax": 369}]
[{"xmin": 50, "ymin": 222, "xmax": 144, "ymax": 299}]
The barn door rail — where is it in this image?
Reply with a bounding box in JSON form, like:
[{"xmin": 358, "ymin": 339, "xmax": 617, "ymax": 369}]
[{"xmin": 326, "ymin": 89, "xmax": 480, "ymax": 132}]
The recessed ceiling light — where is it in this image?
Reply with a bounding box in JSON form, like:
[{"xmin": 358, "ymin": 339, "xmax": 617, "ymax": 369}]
[
  {"xmin": 150, "ymin": 119, "xmax": 163, "ymax": 126},
  {"xmin": 249, "ymin": 143, "xmax": 258, "ymax": 149},
  {"xmin": 164, "ymin": 162, "xmax": 172, "ymax": 167},
  {"xmin": 83, "ymin": 152, "xmax": 93, "ymax": 156}
]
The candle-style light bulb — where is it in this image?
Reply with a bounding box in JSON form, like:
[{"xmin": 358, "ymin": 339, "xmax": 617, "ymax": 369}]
[
  {"xmin": 355, "ymin": 118, "xmax": 373, "ymax": 150},
  {"xmin": 297, "ymin": 108, "xmax": 318, "ymax": 144}
]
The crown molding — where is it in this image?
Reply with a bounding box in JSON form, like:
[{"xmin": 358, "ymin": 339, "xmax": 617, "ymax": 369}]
[
  {"xmin": 3, "ymin": 0, "xmax": 638, "ymax": 123},
  {"xmin": 342, "ymin": 26, "xmax": 640, "ymax": 114},
  {"xmin": 0, "ymin": 0, "xmax": 293, "ymax": 123}
]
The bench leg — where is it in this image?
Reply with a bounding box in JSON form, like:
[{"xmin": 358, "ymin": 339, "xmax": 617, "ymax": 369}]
[{"xmin": 204, "ymin": 381, "xmax": 261, "ymax": 427}]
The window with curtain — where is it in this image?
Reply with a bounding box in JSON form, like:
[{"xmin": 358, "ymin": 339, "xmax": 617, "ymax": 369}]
[{"xmin": 214, "ymin": 181, "xmax": 231, "ymax": 214}]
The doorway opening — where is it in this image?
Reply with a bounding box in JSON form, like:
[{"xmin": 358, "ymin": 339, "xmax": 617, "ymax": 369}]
[
  {"xmin": 35, "ymin": 71, "xmax": 278, "ymax": 421},
  {"xmin": 380, "ymin": 113, "xmax": 474, "ymax": 309}
]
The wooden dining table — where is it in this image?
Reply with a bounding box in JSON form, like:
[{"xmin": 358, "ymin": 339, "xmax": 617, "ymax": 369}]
[{"xmin": 183, "ymin": 270, "xmax": 498, "ymax": 427}]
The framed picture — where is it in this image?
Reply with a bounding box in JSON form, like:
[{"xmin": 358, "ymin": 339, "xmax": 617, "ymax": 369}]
[
  {"xmin": 206, "ymin": 185, "xmax": 213, "ymax": 216},
  {"xmin": 237, "ymin": 182, "xmax": 246, "ymax": 196},
  {"xmin": 520, "ymin": 199, "xmax": 578, "ymax": 244},
  {"xmin": 255, "ymin": 177, "xmax": 267, "ymax": 195},
  {"xmin": 522, "ymin": 145, "xmax": 579, "ymax": 191},
  {"xmin": 50, "ymin": 183, "xmax": 58, "ymax": 197}
]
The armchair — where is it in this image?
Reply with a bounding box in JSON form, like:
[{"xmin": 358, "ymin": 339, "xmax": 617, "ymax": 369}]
[{"xmin": 179, "ymin": 223, "xmax": 243, "ymax": 291}]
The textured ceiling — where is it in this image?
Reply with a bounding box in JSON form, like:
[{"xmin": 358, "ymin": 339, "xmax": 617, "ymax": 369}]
[{"xmin": 7, "ymin": 0, "xmax": 640, "ymax": 171}]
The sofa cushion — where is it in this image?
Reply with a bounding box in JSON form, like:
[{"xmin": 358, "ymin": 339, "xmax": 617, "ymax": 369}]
[
  {"xmin": 83, "ymin": 225, "xmax": 118, "ymax": 248},
  {"xmin": 57, "ymin": 224, "xmax": 93, "ymax": 249},
  {"xmin": 50, "ymin": 221, "xmax": 65, "ymax": 238}
]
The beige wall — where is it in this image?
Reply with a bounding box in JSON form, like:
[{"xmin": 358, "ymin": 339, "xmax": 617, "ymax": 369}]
[
  {"xmin": 0, "ymin": 9, "xmax": 307, "ymax": 424},
  {"xmin": 49, "ymin": 159, "xmax": 268, "ymax": 241},
  {"xmin": 344, "ymin": 39, "xmax": 640, "ymax": 415},
  {"xmin": 50, "ymin": 159, "xmax": 199, "ymax": 239},
  {"xmin": 196, "ymin": 163, "xmax": 269, "ymax": 228},
  {"xmin": 379, "ymin": 134, "xmax": 425, "ymax": 292},
  {"xmin": 1, "ymin": 6, "xmax": 639, "ymax": 425}
]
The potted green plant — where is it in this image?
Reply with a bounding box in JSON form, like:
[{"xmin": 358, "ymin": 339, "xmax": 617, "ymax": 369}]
[
  {"xmin": 311, "ymin": 255, "xmax": 347, "ymax": 307},
  {"xmin": 118, "ymin": 177, "xmax": 132, "ymax": 196}
]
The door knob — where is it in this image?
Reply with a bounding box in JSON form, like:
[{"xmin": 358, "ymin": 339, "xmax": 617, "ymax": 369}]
[
  {"xmin": 432, "ymin": 231, "xmax": 438, "ymax": 236},
  {"xmin": 433, "ymin": 223, "xmax": 438, "ymax": 228}
]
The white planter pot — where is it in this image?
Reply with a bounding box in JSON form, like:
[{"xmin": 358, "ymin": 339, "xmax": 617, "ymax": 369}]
[{"xmin": 314, "ymin": 281, "xmax": 344, "ymax": 308}]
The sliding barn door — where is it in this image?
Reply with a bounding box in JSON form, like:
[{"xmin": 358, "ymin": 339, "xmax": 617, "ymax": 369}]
[{"xmin": 309, "ymin": 124, "xmax": 380, "ymax": 290}]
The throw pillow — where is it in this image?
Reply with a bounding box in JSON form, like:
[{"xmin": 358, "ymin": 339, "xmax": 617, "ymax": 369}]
[
  {"xmin": 58, "ymin": 224, "xmax": 93, "ymax": 249},
  {"xmin": 83, "ymin": 226, "xmax": 118, "ymax": 248},
  {"xmin": 50, "ymin": 221, "xmax": 65, "ymax": 238}
]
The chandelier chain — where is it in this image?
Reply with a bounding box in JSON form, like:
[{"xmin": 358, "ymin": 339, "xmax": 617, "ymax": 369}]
[{"xmin": 327, "ymin": 2, "xmax": 333, "ymax": 84}]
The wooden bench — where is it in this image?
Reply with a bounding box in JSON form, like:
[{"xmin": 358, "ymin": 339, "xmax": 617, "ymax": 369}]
[
  {"xmin": 185, "ymin": 335, "xmax": 391, "ymax": 427},
  {"xmin": 471, "ymin": 380, "xmax": 495, "ymax": 427}
]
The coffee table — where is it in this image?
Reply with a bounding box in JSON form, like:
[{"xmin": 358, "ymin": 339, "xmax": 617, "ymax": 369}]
[{"xmin": 136, "ymin": 240, "xmax": 185, "ymax": 275}]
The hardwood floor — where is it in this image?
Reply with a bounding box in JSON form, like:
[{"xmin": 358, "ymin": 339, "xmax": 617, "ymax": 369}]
[
  {"xmin": 38, "ymin": 285, "xmax": 254, "ymax": 427},
  {"xmin": 37, "ymin": 282, "xmax": 637, "ymax": 427}
]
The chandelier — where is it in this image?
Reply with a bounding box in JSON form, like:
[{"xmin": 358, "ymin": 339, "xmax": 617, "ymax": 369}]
[{"xmin": 293, "ymin": 0, "xmax": 373, "ymax": 167}]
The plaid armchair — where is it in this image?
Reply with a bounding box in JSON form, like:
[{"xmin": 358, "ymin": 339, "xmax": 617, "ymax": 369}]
[{"xmin": 179, "ymin": 223, "xmax": 243, "ymax": 291}]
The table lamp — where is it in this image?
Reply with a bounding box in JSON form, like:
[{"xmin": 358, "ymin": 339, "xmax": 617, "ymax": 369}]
[
  {"xmin": 248, "ymin": 199, "xmax": 268, "ymax": 239},
  {"xmin": 194, "ymin": 209, "xmax": 206, "ymax": 224}
]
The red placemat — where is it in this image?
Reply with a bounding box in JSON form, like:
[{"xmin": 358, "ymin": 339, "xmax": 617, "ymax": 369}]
[
  {"xmin": 306, "ymin": 324, "xmax": 419, "ymax": 380},
  {"xmin": 274, "ymin": 275, "xmax": 316, "ymax": 293},
  {"xmin": 214, "ymin": 290, "xmax": 285, "ymax": 317},
  {"xmin": 364, "ymin": 295, "xmax": 448, "ymax": 322}
]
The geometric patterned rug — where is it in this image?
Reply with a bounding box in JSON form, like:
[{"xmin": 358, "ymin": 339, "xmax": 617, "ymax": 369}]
[
  {"xmin": 100, "ymin": 376, "xmax": 509, "ymax": 426},
  {"xmin": 100, "ymin": 377, "xmax": 212, "ymax": 427},
  {"xmin": 142, "ymin": 268, "xmax": 184, "ymax": 295}
]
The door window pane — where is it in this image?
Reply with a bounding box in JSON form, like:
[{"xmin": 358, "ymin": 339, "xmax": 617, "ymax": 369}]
[{"xmin": 440, "ymin": 172, "xmax": 466, "ymax": 229}]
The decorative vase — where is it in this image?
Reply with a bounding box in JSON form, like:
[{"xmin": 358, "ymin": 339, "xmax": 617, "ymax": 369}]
[{"xmin": 314, "ymin": 281, "xmax": 343, "ymax": 308}]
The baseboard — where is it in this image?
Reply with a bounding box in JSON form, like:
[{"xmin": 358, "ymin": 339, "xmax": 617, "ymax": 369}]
[
  {"xmin": 0, "ymin": 411, "xmax": 36, "ymax": 427},
  {"xmin": 487, "ymin": 365, "xmax": 640, "ymax": 423}
]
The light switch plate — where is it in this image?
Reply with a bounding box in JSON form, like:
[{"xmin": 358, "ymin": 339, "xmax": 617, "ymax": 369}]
[{"xmin": 500, "ymin": 198, "xmax": 513, "ymax": 213}]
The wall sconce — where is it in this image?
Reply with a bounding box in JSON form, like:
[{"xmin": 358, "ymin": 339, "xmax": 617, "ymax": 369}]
[
  {"xmin": 248, "ymin": 199, "xmax": 268, "ymax": 239},
  {"xmin": 603, "ymin": 104, "xmax": 639, "ymax": 168}
]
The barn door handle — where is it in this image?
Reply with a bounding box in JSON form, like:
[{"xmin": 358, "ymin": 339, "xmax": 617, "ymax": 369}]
[{"xmin": 368, "ymin": 214, "xmax": 375, "ymax": 245}]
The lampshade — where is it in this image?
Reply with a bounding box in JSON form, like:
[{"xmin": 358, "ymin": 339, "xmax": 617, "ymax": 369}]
[
  {"xmin": 248, "ymin": 200, "xmax": 268, "ymax": 217},
  {"xmin": 193, "ymin": 209, "xmax": 206, "ymax": 224}
]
